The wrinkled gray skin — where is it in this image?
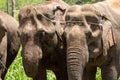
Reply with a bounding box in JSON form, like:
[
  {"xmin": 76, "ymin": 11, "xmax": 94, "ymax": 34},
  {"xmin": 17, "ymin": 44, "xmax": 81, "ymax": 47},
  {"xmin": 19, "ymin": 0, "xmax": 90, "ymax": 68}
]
[
  {"xmin": 18, "ymin": 0, "xmax": 69, "ymax": 80},
  {"xmin": 64, "ymin": 1, "xmax": 120, "ymax": 80},
  {"xmin": 0, "ymin": 11, "xmax": 20, "ymax": 80}
]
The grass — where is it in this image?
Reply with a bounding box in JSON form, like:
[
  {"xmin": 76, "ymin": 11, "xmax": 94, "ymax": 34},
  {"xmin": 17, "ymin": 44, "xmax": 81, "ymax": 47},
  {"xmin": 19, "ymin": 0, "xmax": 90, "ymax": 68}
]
[
  {"xmin": 5, "ymin": 48, "xmax": 32, "ymax": 80},
  {"xmin": 5, "ymin": 48, "xmax": 56, "ymax": 80},
  {"xmin": 5, "ymin": 48, "xmax": 120, "ymax": 80}
]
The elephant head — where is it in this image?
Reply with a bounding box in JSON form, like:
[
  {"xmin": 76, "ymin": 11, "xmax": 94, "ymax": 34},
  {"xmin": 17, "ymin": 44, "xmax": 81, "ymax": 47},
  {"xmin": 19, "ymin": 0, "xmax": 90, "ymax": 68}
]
[
  {"xmin": 18, "ymin": 3, "xmax": 66, "ymax": 78},
  {"xmin": 64, "ymin": 5, "xmax": 104, "ymax": 80}
]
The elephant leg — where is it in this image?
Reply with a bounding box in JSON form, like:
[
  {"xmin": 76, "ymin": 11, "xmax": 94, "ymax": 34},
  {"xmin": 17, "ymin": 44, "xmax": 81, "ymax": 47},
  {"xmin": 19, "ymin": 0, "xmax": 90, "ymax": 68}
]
[
  {"xmin": 82, "ymin": 66, "xmax": 97, "ymax": 80},
  {"xmin": 55, "ymin": 61, "xmax": 68, "ymax": 80},
  {"xmin": 0, "ymin": 33, "xmax": 7, "ymax": 80},
  {"xmin": 33, "ymin": 64, "xmax": 46, "ymax": 80},
  {"xmin": 60, "ymin": 69, "xmax": 68, "ymax": 80},
  {"xmin": 54, "ymin": 70, "xmax": 67, "ymax": 80},
  {"xmin": 101, "ymin": 65, "xmax": 118, "ymax": 80},
  {"xmin": 1, "ymin": 44, "xmax": 19, "ymax": 79},
  {"xmin": 2, "ymin": 35, "xmax": 20, "ymax": 79},
  {"xmin": 54, "ymin": 70, "xmax": 68, "ymax": 80}
]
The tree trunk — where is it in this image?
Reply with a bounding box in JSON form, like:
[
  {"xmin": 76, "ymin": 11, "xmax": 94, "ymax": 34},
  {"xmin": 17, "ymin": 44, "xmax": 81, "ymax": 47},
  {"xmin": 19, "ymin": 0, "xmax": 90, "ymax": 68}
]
[
  {"xmin": 12, "ymin": 0, "xmax": 15, "ymax": 17},
  {"xmin": 6, "ymin": 0, "xmax": 9, "ymax": 14}
]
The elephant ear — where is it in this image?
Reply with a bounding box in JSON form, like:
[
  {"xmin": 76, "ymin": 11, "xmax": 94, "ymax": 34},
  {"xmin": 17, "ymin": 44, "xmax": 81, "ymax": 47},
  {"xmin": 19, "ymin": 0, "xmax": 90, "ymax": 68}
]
[
  {"xmin": 52, "ymin": 6, "xmax": 66, "ymax": 37},
  {"xmin": 84, "ymin": 13, "xmax": 104, "ymax": 58},
  {"xmin": 102, "ymin": 19, "xmax": 116, "ymax": 56},
  {"xmin": 85, "ymin": 13, "xmax": 116, "ymax": 57},
  {"xmin": 84, "ymin": 13, "xmax": 102, "ymax": 38}
]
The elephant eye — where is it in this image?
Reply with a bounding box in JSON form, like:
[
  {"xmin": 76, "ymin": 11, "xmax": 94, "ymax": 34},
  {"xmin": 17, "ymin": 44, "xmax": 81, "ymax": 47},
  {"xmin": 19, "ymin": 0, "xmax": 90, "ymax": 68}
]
[
  {"xmin": 37, "ymin": 14, "xmax": 43, "ymax": 21},
  {"xmin": 44, "ymin": 13, "xmax": 55, "ymax": 20},
  {"xmin": 90, "ymin": 24, "xmax": 99, "ymax": 31}
]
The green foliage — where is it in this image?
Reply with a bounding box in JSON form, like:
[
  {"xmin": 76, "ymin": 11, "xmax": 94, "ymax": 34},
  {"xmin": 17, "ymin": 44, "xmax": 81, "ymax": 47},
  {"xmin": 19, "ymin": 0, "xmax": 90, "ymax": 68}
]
[
  {"xmin": 47, "ymin": 70, "xmax": 56, "ymax": 80},
  {"xmin": 4, "ymin": 48, "xmax": 102, "ymax": 80},
  {"xmin": 0, "ymin": 0, "xmax": 6, "ymax": 12},
  {"xmin": 0, "ymin": 0, "xmax": 102, "ymax": 13},
  {"xmin": 96, "ymin": 68, "xmax": 102, "ymax": 80},
  {"xmin": 5, "ymin": 48, "xmax": 56, "ymax": 80},
  {"xmin": 5, "ymin": 48, "xmax": 32, "ymax": 80},
  {"xmin": 15, "ymin": 0, "xmax": 45, "ymax": 10},
  {"xmin": 64, "ymin": 0, "xmax": 103, "ymax": 5},
  {"xmin": 5, "ymin": 52, "xmax": 120, "ymax": 80}
]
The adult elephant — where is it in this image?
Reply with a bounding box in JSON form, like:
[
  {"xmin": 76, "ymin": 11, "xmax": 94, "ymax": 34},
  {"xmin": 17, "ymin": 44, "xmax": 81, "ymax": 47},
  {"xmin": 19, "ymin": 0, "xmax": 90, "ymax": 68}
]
[
  {"xmin": 18, "ymin": 0, "xmax": 69, "ymax": 80},
  {"xmin": 64, "ymin": 0, "xmax": 120, "ymax": 80},
  {"xmin": 0, "ymin": 11, "xmax": 20, "ymax": 80}
]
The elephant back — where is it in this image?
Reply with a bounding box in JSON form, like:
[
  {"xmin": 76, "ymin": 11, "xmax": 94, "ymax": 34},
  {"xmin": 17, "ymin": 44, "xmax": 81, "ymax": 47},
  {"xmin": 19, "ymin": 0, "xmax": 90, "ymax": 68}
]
[{"xmin": 0, "ymin": 11, "xmax": 20, "ymax": 52}]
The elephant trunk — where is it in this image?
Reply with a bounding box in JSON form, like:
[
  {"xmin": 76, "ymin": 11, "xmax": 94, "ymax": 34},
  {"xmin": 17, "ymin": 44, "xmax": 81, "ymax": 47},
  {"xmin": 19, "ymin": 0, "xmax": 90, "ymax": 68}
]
[
  {"xmin": 66, "ymin": 27, "xmax": 89, "ymax": 80},
  {"xmin": 22, "ymin": 41, "xmax": 43, "ymax": 78}
]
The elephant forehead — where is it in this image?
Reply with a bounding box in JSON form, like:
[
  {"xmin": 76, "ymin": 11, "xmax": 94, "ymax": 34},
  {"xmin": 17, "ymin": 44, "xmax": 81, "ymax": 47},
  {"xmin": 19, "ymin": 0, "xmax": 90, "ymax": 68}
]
[
  {"xmin": 67, "ymin": 5, "xmax": 81, "ymax": 12},
  {"xmin": 66, "ymin": 4, "xmax": 100, "ymax": 19},
  {"xmin": 19, "ymin": 6, "xmax": 36, "ymax": 19},
  {"xmin": 66, "ymin": 12, "xmax": 97, "ymax": 22},
  {"xmin": 35, "ymin": 5, "xmax": 53, "ymax": 14},
  {"xmin": 34, "ymin": 1, "xmax": 65, "ymax": 16},
  {"xmin": 65, "ymin": 25, "xmax": 84, "ymax": 37},
  {"xmin": 65, "ymin": 13, "xmax": 85, "ymax": 22},
  {"xmin": 66, "ymin": 12, "xmax": 84, "ymax": 18}
]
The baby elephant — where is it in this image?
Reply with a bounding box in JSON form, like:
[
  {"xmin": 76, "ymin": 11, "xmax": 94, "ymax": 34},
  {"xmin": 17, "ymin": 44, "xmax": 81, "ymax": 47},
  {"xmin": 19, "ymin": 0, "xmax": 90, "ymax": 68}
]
[{"xmin": 0, "ymin": 11, "xmax": 20, "ymax": 80}]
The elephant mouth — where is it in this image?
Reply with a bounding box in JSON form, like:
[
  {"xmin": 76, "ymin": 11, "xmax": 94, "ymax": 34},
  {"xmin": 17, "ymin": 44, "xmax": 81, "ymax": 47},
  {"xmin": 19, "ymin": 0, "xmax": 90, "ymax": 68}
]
[{"xmin": 88, "ymin": 42, "xmax": 102, "ymax": 58}]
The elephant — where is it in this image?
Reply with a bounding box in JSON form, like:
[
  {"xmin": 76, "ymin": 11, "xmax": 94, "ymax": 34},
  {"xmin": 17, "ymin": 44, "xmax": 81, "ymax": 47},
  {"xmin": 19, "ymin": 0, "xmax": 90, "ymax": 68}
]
[
  {"xmin": 64, "ymin": 0, "xmax": 120, "ymax": 80},
  {"xmin": 18, "ymin": 0, "xmax": 69, "ymax": 80},
  {"xmin": 0, "ymin": 11, "xmax": 20, "ymax": 80}
]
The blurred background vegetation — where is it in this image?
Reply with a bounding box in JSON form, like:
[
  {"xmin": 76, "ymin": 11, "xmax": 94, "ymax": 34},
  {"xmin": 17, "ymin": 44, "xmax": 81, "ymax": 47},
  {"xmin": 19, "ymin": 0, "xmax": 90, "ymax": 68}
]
[
  {"xmin": 0, "ymin": 0, "xmax": 103, "ymax": 17},
  {"xmin": 1, "ymin": 0, "xmax": 119, "ymax": 80}
]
